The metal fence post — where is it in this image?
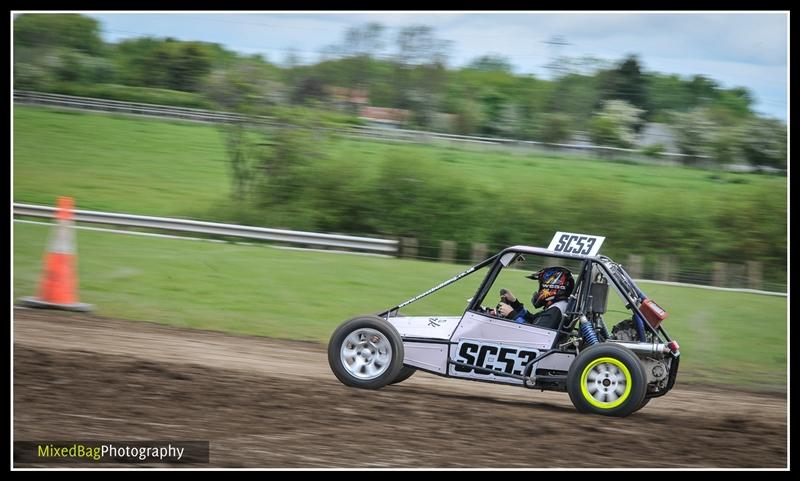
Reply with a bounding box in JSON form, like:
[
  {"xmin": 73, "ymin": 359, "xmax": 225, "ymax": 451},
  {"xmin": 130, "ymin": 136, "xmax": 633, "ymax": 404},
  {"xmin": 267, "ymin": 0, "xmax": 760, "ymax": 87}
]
[
  {"xmin": 747, "ymin": 261, "xmax": 763, "ymax": 290},
  {"xmin": 471, "ymin": 243, "xmax": 488, "ymax": 264},
  {"xmin": 729, "ymin": 264, "xmax": 747, "ymax": 289},
  {"xmin": 401, "ymin": 237, "xmax": 418, "ymax": 259},
  {"xmin": 626, "ymin": 254, "xmax": 644, "ymax": 279},
  {"xmin": 658, "ymin": 255, "xmax": 676, "ymax": 282},
  {"xmin": 712, "ymin": 262, "xmax": 728, "ymax": 287},
  {"xmin": 440, "ymin": 240, "xmax": 456, "ymax": 264}
]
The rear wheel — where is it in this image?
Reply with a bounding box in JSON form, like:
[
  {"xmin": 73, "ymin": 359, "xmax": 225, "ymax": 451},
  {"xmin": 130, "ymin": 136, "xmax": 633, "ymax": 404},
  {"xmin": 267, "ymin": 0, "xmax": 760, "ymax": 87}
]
[
  {"xmin": 328, "ymin": 316, "xmax": 404, "ymax": 390},
  {"xmin": 567, "ymin": 343, "xmax": 647, "ymax": 417}
]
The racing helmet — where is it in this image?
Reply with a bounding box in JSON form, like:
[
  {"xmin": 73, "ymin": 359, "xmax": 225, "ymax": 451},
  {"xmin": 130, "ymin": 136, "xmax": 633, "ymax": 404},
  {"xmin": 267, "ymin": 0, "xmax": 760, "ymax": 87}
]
[{"xmin": 527, "ymin": 266, "xmax": 575, "ymax": 308}]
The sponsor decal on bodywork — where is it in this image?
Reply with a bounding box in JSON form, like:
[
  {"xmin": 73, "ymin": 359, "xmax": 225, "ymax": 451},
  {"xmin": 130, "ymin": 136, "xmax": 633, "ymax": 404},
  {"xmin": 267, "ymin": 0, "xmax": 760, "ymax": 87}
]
[{"xmin": 453, "ymin": 339, "xmax": 540, "ymax": 377}]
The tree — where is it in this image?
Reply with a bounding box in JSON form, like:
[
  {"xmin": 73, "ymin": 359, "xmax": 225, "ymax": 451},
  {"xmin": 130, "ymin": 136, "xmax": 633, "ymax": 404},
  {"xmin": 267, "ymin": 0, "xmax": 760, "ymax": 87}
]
[
  {"xmin": 395, "ymin": 25, "xmax": 451, "ymax": 66},
  {"xmin": 137, "ymin": 40, "xmax": 214, "ymax": 92},
  {"xmin": 50, "ymin": 48, "xmax": 114, "ymax": 83},
  {"xmin": 206, "ymin": 62, "xmax": 282, "ymax": 199},
  {"xmin": 599, "ymin": 55, "xmax": 649, "ymax": 128},
  {"xmin": 467, "ymin": 54, "xmax": 513, "ymax": 73},
  {"xmin": 220, "ymin": 120, "xmax": 257, "ymax": 200},
  {"xmin": 669, "ymin": 108, "xmax": 786, "ymax": 168},
  {"xmin": 14, "ymin": 14, "xmax": 104, "ymax": 55},
  {"xmin": 170, "ymin": 42, "xmax": 214, "ymax": 92},
  {"xmin": 738, "ymin": 118, "xmax": 787, "ymax": 169},
  {"xmin": 251, "ymin": 109, "xmax": 331, "ymax": 205},
  {"xmin": 588, "ymin": 100, "xmax": 643, "ymax": 148},
  {"xmin": 392, "ymin": 25, "xmax": 452, "ymax": 125},
  {"xmin": 716, "ymin": 86, "xmax": 755, "ymax": 118},
  {"xmin": 341, "ymin": 22, "xmax": 386, "ymax": 58},
  {"xmin": 337, "ymin": 22, "xmax": 385, "ymax": 92},
  {"xmin": 478, "ymin": 89, "xmax": 508, "ymax": 135},
  {"xmin": 290, "ymin": 73, "xmax": 328, "ymax": 105},
  {"xmin": 111, "ymin": 37, "xmax": 219, "ymax": 91},
  {"xmin": 14, "ymin": 62, "xmax": 48, "ymax": 90},
  {"xmin": 537, "ymin": 113, "xmax": 574, "ymax": 144},
  {"xmin": 669, "ymin": 108, "xmax": 717, "ymax": 163},
  {"xmin": 547, "ymin": 73, "xmax": 602, "ymax": 128},
  {"xmin": 688, "ymin": 74, "xmax": 719, "ymax": 104},
  {"xmin": 204, "ymin": 61, "xmax": 274, "ymax": 113},
  {"xmin": 452, "ymin": 99, "xmax": 483, "ymax": 135}
]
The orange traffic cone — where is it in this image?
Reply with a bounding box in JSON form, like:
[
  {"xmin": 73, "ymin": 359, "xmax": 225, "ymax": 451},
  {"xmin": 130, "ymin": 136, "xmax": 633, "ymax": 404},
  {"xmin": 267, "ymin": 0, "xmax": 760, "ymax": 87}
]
[{"xmin": 19, "ymin": 197, "xmax": 93, "ymax": 312}]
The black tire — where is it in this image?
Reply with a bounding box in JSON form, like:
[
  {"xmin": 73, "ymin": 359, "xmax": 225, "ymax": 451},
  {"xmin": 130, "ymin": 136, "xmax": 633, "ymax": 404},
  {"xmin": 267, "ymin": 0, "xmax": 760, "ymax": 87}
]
[
  {"xmin": 328, "ymin": 316, "xmax": 405, "ymax": 390},
  {"xmin": 634, "ymin": 397, "xmax": 651, "ymax": 413},
  {"xmin": 567, "ymin": 343, "xmax": 648, "ymax": 417},
  {"xmin": 390, "ymin": 365, "xmax": 416, "ymax": 385}
]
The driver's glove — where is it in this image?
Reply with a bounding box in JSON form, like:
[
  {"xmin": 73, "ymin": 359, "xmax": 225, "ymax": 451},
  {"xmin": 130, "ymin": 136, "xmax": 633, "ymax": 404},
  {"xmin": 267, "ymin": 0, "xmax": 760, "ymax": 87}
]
[
  {"xmin": 498, "ymin": 303, "xmax": 515, "ymax": 318},
  {"xmin": 500, "ymin": 289, "xmax": 517, "ymax": 303}
]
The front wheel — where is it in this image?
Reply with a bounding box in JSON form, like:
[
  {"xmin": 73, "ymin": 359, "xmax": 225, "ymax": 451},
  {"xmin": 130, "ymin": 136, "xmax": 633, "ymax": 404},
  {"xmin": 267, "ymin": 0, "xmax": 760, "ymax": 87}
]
[
  {"xmin": 567, "ymin": 343, "xmax": 648, "ymax": 417},
  {"xmin": 390, "ymin": 365, "xmax": 416, "ymax": 385},
  {"xmin": 328, "ymin": 316, "xmax": 405, "ymax": 389}
]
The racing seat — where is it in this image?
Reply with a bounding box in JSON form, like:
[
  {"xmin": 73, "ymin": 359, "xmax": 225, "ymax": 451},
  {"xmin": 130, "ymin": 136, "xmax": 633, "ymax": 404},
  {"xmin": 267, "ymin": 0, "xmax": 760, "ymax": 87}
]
[{"xmin": 552, "ymin": 294, "xmax": 579, "ymax": 347}]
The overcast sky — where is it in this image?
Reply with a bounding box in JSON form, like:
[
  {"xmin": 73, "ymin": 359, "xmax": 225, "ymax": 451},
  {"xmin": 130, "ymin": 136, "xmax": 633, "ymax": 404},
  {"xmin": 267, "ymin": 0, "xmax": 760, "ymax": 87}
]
[{"xmin": 83, "ymin": 12, "xmax": 788, "ymax": 120}]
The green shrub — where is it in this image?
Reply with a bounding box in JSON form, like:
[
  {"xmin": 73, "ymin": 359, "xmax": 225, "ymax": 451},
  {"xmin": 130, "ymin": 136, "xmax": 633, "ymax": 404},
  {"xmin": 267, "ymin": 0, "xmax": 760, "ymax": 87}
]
[
  {"xmin": 641, "ymin": 143, "xmax": 665, "ymax": 158},
  {"xmin": 41, "ymin": 82, "xmax": 216, "ymax": 109}
]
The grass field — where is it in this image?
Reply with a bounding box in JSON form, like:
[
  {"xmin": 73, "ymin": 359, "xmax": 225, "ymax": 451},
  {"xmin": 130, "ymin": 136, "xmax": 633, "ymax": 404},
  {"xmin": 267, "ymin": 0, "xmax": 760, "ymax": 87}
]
[
  {"xmin": 13, "ymin": 222, "xmax": 787, "ymax": 389},
  {"xmin": 13, "ymin": 107, "xmax": 230, "ymax": 216},
  {"xmin": 13, "ymin": 105, "xmax": 786, "ymax": 220}
]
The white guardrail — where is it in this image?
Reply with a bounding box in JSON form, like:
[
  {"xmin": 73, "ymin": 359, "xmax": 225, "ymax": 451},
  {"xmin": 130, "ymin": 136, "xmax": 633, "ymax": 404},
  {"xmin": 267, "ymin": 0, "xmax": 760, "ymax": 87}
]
[
  {"xmin": 13, "ymin": 203, "xmax": 399, "ymax": 254},
  {"xmin": 14, "ymin": 203, "xmax": 787, "ymax": 295},
  {"xmin": 13, "ymin": 90, "xmax": 706, "ymax": 159}
]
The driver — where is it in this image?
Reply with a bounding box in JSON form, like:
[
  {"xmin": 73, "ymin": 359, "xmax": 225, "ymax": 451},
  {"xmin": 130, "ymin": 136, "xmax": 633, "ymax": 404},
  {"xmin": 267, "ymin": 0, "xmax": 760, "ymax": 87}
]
[{"xmin": 496, "ymin": 266, "xmax": 575, "ymax": 330}]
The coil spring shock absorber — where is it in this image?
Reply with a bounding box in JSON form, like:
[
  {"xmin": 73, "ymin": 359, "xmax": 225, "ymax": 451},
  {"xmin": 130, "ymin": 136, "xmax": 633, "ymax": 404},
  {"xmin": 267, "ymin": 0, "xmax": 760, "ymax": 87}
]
[{"xmin": 580, "ymin": 317, "xmax": 599, "ymax": 346}]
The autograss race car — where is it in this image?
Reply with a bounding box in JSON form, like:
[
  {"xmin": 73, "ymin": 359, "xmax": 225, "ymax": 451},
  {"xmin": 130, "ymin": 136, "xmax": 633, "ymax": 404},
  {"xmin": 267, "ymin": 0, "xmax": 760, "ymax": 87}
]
[{"xmin": 328, "ymin": 232, "xmax": 680, "ymax": 417}]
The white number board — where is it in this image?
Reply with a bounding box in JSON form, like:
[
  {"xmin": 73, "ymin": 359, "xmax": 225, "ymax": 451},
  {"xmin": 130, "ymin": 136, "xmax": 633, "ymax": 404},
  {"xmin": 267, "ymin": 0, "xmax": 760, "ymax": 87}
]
[{"xmin": 547, "ymin": 232, "xmax": 605, "ymax": 256}]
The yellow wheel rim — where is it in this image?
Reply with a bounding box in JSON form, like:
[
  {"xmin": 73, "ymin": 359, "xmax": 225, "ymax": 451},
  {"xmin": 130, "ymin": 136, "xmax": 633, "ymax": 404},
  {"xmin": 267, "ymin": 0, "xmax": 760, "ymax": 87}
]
[{"xmin": 580, "ymin": 357, "xmax": 632, "ymax": 409}]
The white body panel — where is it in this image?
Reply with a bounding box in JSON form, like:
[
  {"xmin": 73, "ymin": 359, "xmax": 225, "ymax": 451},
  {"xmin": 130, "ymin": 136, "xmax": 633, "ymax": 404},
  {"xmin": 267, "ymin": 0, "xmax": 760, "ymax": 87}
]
[
  {"xmin": 387, "ymin": 316, "xmax": 460, "ymax": 340},
  {"xmin": 452, "ymin": 311, "xmax": 557, "ymax": 349},
  {"xmin": 533, "ymin": 352, "xmax": 575, "ymax": 372},
  {"xmin": 402, "ymin": 342, "xmax": 449, "ymax": 373},
  {"xmin": 393, "ymin": 310, "xmax": 568, "ymax": 385},
  {"xmin": 448, "ymin": 311, "xmax": 559, "ymax": 385}
]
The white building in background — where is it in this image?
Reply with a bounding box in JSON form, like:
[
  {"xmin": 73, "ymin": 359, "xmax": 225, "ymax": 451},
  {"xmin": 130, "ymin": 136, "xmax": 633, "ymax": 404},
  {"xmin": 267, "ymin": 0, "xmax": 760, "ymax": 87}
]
[{"xmin": 636, "ymin": 122, "xmax": 678, "ymax": 153}]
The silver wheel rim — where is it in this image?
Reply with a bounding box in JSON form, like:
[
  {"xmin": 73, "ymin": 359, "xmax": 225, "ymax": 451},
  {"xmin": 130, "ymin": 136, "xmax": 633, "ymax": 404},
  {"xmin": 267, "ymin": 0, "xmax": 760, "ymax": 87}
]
[
  {"xmin": 585, "ymin": 362, "xmax": 627, "ymax": 404},
  {"xmin": 340, "ymin": 328, "xmax": 393, "ymax": 380}
]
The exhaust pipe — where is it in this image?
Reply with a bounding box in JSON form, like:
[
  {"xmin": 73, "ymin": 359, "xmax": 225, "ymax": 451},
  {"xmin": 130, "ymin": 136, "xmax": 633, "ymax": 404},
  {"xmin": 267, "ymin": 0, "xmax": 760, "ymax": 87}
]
[{"xmin": 608, "ymin": 341, "xmax": 671, "ymax": 356}]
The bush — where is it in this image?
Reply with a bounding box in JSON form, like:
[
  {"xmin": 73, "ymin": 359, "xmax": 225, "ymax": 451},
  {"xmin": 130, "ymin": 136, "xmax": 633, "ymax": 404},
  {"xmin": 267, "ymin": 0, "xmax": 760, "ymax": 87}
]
[
  {"xmin": 368, "ymin": 152, "xmax": 480, "ymax": 246},
  {"xmin": 537, "ymin": 113, "xmax": 574, "ymax": 144},
  {"xmin": 738, "ymin": 118, "xmax": 787, "ymax": 169},
  {"xmin": 452, "ymin": 99, "xmax": 483, "ymax": 135},
  {"xmin": 588, "ymin": 100, "xmax": 643, "ymax": 148},
  {"xmin": 13, "ymin": 62, "xmax": 49, "ymax": 90},
  {"xmin": 271, "ymin": 104, "xmax": 363, "ymax": 128},
  {"xmin": 640, "ymin": 143, "xmax": 665, "ymax": 158},
  {"xmin": 37, "ymin": 82, "xmax": 216, "ymax": 109}
]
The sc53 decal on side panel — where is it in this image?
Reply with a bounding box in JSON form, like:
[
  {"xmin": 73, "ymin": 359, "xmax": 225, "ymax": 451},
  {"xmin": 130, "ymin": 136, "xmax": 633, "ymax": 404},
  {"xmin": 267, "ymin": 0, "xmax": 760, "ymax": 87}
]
[{"xmin": 451, "ymin": 340, "xmax": 540, "ymax": 382}]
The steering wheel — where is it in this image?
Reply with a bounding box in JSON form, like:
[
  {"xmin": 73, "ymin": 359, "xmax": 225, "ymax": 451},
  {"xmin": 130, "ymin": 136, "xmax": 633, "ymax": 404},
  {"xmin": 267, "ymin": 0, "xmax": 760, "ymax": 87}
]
[{"xmin": 479, "ymin": 289, "xmax": 515, "ymax": 318}]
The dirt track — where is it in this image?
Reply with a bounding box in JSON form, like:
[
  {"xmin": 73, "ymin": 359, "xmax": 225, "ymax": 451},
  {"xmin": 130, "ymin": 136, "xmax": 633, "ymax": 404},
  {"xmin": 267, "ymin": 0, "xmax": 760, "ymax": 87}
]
[{"xmin": 13, "ymin": 308, "xmax": 787, "ymax": 468}]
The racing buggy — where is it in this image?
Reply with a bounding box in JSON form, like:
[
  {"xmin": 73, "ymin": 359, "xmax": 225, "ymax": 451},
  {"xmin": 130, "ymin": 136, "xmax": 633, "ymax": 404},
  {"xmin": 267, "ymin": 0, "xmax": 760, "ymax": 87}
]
[{"xmin": 328, "ymin": 232, "xmax": 680, "ymax": 417}]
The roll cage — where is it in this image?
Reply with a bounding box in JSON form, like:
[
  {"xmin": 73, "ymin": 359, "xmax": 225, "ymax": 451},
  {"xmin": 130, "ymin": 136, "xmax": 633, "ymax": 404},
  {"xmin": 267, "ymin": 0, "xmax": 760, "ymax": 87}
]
[{"xmin": 381, "ymin": 244, "xmax": 674, "ymax": 345}]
